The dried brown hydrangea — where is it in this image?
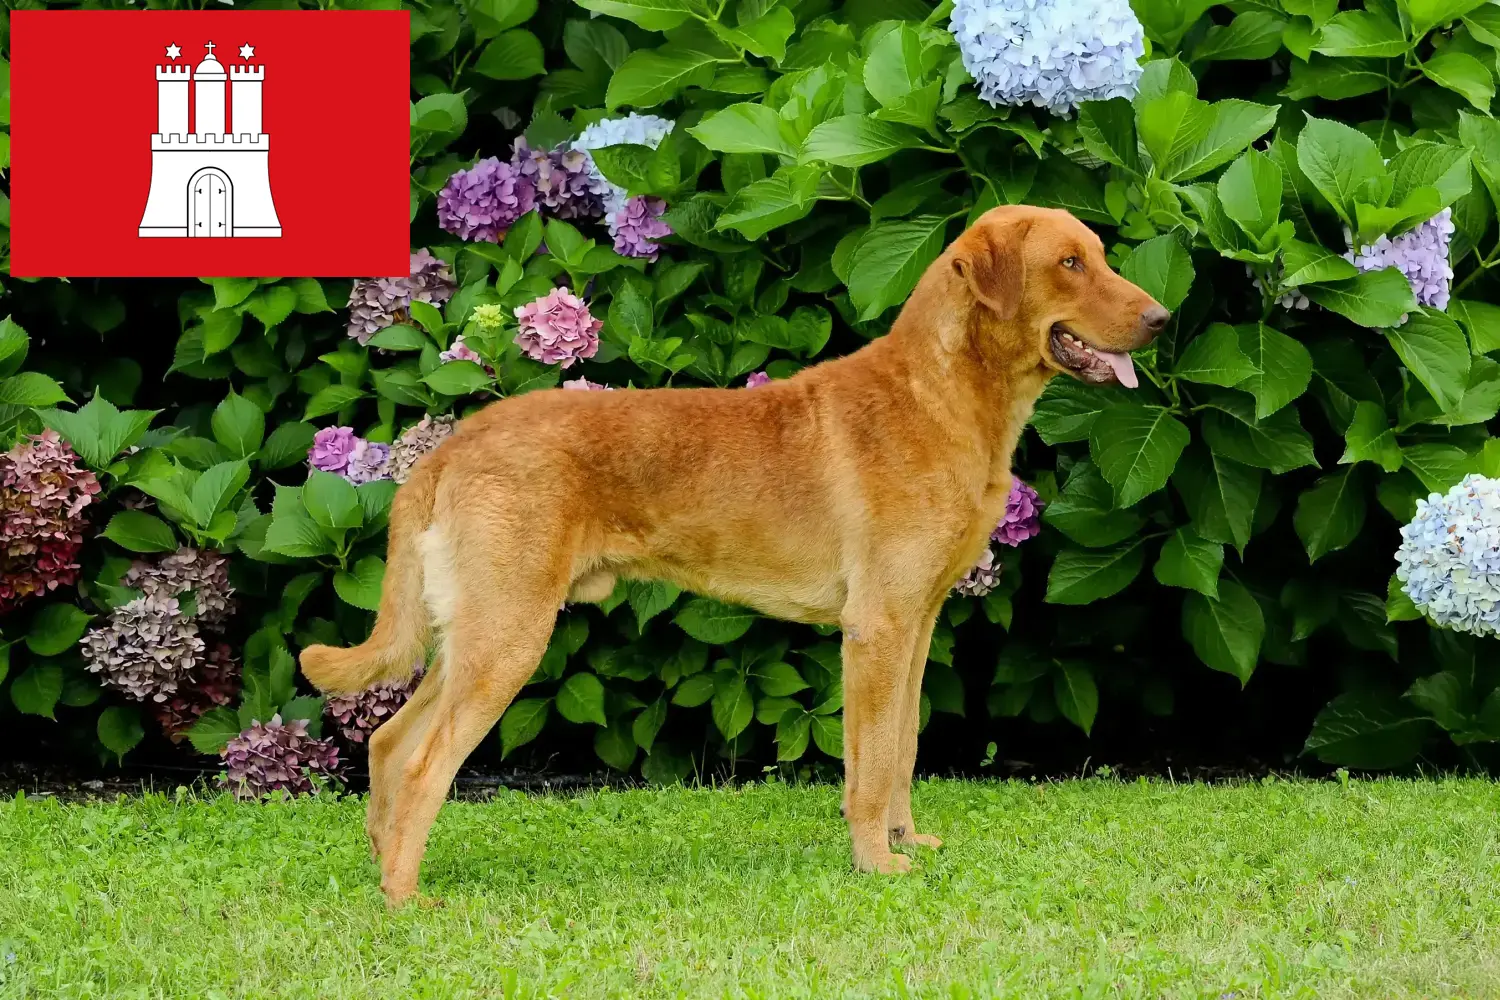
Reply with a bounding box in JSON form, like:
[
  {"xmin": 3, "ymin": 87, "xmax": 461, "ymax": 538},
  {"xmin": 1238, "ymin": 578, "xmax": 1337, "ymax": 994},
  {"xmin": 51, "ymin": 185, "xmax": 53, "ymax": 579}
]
[
  {"xmin": 387, "ymin": 414, "xmax": 455, "ymax": 484},
  {"xmin": 152, "ymin": 643, "xmax": 242, "ymax": 742},
  {"xmin": 0, "ymin": 431, "xmax": 101, "ymax": 613},
  {"xmin": 347, "ymin": 250, "xmax": 457, "ymax": 345},
  {"xmin": 325, "ymin": 663, "xmax": 423, "ymax": 744},
  {"xmin": 123, "ymin": 547, "xmax": 236, "ymax": 629},
  {"xmin": 81, "ymin": 595, "xmax": 205, "ymax": 703},
  {"xmin": 222, "ymin": 715, "xmax": 341, "ymax": 799}
]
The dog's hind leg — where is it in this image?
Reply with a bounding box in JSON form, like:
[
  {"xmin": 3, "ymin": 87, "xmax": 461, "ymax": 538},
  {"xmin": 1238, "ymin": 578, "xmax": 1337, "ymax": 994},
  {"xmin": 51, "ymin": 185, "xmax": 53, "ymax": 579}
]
[
  {"xmin": 378, "ymin": 531, "xmax": 567, "ymax": 906},
  {"xmin": 364, "ymin": 660, "xmax": 443, "ymax": 860},
  {"xmin": 887, "ymin": 609, "xmax": 943, "ymax": 850}
]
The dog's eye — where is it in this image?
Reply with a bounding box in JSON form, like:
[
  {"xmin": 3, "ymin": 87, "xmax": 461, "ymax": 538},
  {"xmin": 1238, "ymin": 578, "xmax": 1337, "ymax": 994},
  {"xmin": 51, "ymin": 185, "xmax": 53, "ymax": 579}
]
[{"xmin": 1062, "ymin": 256, "xmax": 1081, "ymax": 271}]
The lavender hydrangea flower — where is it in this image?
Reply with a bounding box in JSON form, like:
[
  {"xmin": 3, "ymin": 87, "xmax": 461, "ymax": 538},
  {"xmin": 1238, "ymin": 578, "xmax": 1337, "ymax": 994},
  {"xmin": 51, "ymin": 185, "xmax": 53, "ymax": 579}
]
[
  {"xmin": 993, "ymin": 479, "xmax": 1042, "ymax": 546},
  {"xmin": 511, "ymin": 137, "xmax": 610, "ymax": 221},
  {"xmin": 1247, "ymin": 265, "xmax": 1310, "ymax": 311},
  {"xmin": 562, "ymin": 377, "xmax": 612, "ymax": 391},
  {"xmin": 388, "ymin": 415, "xmax": 456, "ymax": 484},
  {"xmin": 1395, "ymin": 474, "xmax": 1500, "ymax": 636},
  {"xmin": 123, "ymin": 547, "xmax": 236, "ymax": 628},
  {"xmin": 950, "ymin": 0, "xmax": 1146, "ymax": 113},
  {"xmin": 611, "ymin": 195, "xmax": 673, "ymax": 261},
  {"xmin": 325, "ymin": 664, "xmax": 424, "ymax": 744},
  {"xmin": 437, "ymin": 157, "xmax": 536, "ymax": 244},
  {"xmin": 222, "ymin": 715, "xmax": 341, "ymax": 800},
  {"xmin": 344, "ymin": 439, "xmax": 392, "ymax": 485},
  {"xmin": 309, "ymin": 426, "xmax": 358, "ymax": 475},
  {"xmin": 1344, "ymin": 208, "xmax": 1454, "ymax": 323},
  {"xmin": 745, "ymin": 371, "xmax": 771, "ymax": 388},
  {"xmin": 81, "ymin": 595, "xmax": 205, "ymax": 703},
  {"xmin": 0, "ymin": 431, "xmax": 100, "ymax": 613},
  {"xmin": 347, "ymin": 250, "xmax": 456, "ymax": 345},
  {"xmin": 514, "ymin": 287, "xmax": 603, "ymax": 368},
  {"xmin": 573, "ymin": 113, "xmax": 675, "ymax": 217},
  {"xmin": 954, "ymin": 547, "xmax": 1002, "ymax": 596}
]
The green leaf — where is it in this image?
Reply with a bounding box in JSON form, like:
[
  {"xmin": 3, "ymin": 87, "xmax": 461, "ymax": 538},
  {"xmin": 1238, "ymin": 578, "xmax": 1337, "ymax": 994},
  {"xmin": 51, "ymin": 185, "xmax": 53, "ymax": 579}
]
[
  {"xmin": 1401, "ymin": 442, "xmax": 1471, "ymax": 493},
  {"xmin": 688, "ymin": 103, "xmax": 794, "ymax": 156},
  {"xmin": 799, "ymin": 114, "xmax": 926, "ymax": 168},
  {"xmin": 1031, "ymin": 377, "xmax": 1133, "ymax": 445},
  {"xmin": 776, "ymin": 710, "xmax": 812, "ymax": 761},
  {"xmin": 190, "ymin": 460, "xmax": 250, "ymax": 528},
  {"xmin": 500, "ymin": 698, "xmax": 551, "ymax": 757},
  {"xmin": 1388, "ymin": 572, "xmax": 1422, "ymax": 623},
  {"xmin": 716, "ymin": 165, "xmax": 820, "ymax": 240},
  {"xmin": 0, "ymin": 317, "xmax": 31, "ymax": 378},
  {"xmin": 1293, "ymin": 467, "xmax": 1366, "ymax": 562},
  {"xmin": 1340, "ymin": 401, "xmax": 1403, "ymax": 472},
  {"xmin": 1235, "ymin": 322, "xmax": 1313, "ymax": 418},
  {"xmin": 259, "ymin": 422, "xmax": 318, "ymax": 471},
  {"xmin": 1312, "ymin": 9, "xmax": 1407, "ymax": 57},
  {"xmin": 1045, "ymin": 541, "xmax": 1146, "ymax": 605},
  {"xmin": 11, "ymin": 665, "xmax": 63, "ymax": 719},
  {"xmin": 303, "ymin": 384, "xmax": 366, "ymax": 420},
  {"xmin": 1163, "ymin": 99, "xmax": 1279, "ymax": 182},
  {"xmin": 1304, "ymin": 267, "xmax": 1418, "ymax": 328},
  {"xmin": 1118, "ymin": 234, "xmax": 1195, "ymax": 312},
  {"xmin": 422, "ymin": 360, "xmax": 494, "ymax": 397},
  {"xmin": 1296, "ymin": 115, "xmax": 1386, "ymax": 227},
  {"xmin": 628, "ymin": 579, "xmax": 681, "ymax": 632},
  {"xmin": 1280, "ymin": 239, "xmax": 1359, "ymax": 288},
  {"xmin": 1089, "ymin": 405, "xmax": 1191, "ymax": 507},
  {"xmin": 97, "ymin": 706, "xmax": 145, "ymax": 762},
  {"xmin": 1154, "ymin": 527, "xmax": 1224, "ymax": 598},
  {"xmin": 606, "ymin": 49, "xmax": 715, "ymax": 110},
  {"xmin": 1201, "ymin": 392, "xmax": 1318, "ymax": 474},
  {"xmin": 1174, "ymin": 323, "xmax": 1260, "ymax": 387},
  {"xmin": 368, "ymin": 324, "xmax": 429, "ymax": 351},
  {"xmin": 1302, "ymin": 690, "xmax": 1429, "ymax": 768},
  {"xmin": 1385, "ymin": 311, "xmax": 1471, "ymax": 413},
  {"xmin": 1077, "ymin": 97, "xmax": 1142, "ymax": 174},
  {"xmin": 1450, "ymin": 298, "xmax": 1500, "ymax": 354},
  {"xmin": 302, "ymin": 469, "xmax": 363, "ymax": 532},
  {"xmin": 186, "ymin": 706, "xmax": 241, "ymax": 755},
  {"xmin": 711, "ymin": 673, "xmax": 754, "ymax": 739},
  {"xmin": 333, "ymin": 556, "xmax": 385, "ymax": 612},
  {"xmin": 674, "ymin": 598, "xmax": 755, "ymax": 644},
  {"xmin": 1182, "ymin": 581, "xmax": 1264, "ymax": 685},
  {"xmin": 633, "ymin": 698, "xmax": 667, "ymax": 752},
  {"xmin": 101, "ymin": 510, "xmax": 178, "ymax": 553},
  {"xmin": 1194, "ymin": 12, "xmax": 1288, "ymax": 62},
  {"xmin": 1043, "ymin": 460, "xmax": 1147, "ymax": 547},
  {"xmin": 1053, "ymin": 662, "xmax": 1098, "ymax": 735},
  {"xmin": 1218, "ymin": 148, "xmax": 1283, "ymax": 239},
  {"xmin": 811, "ymin": 713, "xmax": 843, "ymax": 756},
  {"xmin": 557, "ymin": 672, "xmax": 608, "ymax": 726},
  {"xmin": 473, "ymin": 29, "xmax": 545, "ymax": 80},
  {"xmin": 594, "ymin": 719, "xmax": 638, "ymax": 772},
  {"xmin": 0, "ymin": 371, "xmax": 68, "ymax": 407},
  {"xmin": 35, "ymin": 396, "xmax": 157, "ymax": 470},
  {"xmin": 211, "ymin": 390, "xmax": 265, "ymax": 459},
  {"xmin": 1423, "ymin": 51, "xmax": 1495, "ymax": 110},
  {"xmin": 846, "ymin": 215, "xmax": 950, "ymax": 321},
  {"xmin": 571, "ymin": 0, "xmax": 701, "ymax": 30},
  {"xmin": 923, "ymin": 664, "xmax": 965, "ymax": 716},
  {"xmin": 752, "ymin": 661, "xmax": 809, "ymax": 697},
  {"xmin": 26, "ymin": 604, "xmax": 91, "ymax": 656}
]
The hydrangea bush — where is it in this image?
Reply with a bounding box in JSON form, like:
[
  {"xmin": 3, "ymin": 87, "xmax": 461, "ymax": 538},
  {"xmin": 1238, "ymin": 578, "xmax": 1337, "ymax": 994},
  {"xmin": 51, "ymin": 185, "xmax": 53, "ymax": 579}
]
[{"xmin": 6, "ymin": 0, "xmax": 1500, "ymax": 776}]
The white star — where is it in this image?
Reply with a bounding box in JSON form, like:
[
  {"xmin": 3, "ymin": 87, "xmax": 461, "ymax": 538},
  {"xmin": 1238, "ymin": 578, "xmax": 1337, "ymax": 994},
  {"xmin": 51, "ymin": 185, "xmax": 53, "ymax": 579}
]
[
  {"xmin": 165, "ymin": 43, "xmax": 182, "ymax": 60},
  {"xmin": 239, "ymin": 43, "xmax": 255, "ymax": 59}
]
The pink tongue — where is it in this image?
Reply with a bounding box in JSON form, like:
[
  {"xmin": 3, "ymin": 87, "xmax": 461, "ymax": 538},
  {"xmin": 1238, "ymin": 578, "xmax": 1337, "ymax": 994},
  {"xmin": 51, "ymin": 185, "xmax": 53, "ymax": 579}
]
[{"xmin": 1098, "ymin": 350, "xmax": 1138, "ymax": 389}]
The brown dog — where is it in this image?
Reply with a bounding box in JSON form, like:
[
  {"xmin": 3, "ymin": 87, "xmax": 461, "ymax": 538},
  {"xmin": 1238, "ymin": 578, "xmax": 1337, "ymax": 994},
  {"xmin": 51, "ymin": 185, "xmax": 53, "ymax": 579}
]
[{"xmin": 301, "ymin": 205, "xmax": 1167, "ymax": 905}]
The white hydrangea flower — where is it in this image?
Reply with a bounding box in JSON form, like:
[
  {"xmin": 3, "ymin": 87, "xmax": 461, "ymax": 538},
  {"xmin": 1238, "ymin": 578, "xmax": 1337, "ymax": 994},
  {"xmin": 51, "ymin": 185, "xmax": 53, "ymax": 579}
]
[
  {"xmin": 949, "ymin": 0, "xmax": 1145, "ymax": 113},
  {"xmin": 572, "ymin": 113, "xmax": 676, "ymax": 230},
  {"xmin": 1246, "ymin": 265, "xmax": 1310, "ymax": 311},
  {"xmin": 1395, "ymin": 474, "xmax": 1500, "ymax": 637}
]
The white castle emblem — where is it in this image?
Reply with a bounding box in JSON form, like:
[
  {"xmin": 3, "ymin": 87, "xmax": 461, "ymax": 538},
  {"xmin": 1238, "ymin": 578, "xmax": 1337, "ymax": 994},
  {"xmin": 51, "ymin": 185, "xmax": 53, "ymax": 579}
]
[{"xmin": 139, "ymin": 41, "xmax": 282, "ymax": 238}]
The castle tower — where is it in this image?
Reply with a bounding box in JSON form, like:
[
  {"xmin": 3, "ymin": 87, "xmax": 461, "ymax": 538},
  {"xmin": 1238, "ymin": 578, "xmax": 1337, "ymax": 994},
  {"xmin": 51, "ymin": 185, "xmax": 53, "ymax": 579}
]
[
  {"xmin": 230, "ymin": 64, "xmax": 264, "ymax": 137},
  {"xmin": 193, "ymin": 42, "xmax": 227, "ymax": 135},
  {"xmin": 155, "ymin": 64, "xmax": 191, "ymax": 137}
]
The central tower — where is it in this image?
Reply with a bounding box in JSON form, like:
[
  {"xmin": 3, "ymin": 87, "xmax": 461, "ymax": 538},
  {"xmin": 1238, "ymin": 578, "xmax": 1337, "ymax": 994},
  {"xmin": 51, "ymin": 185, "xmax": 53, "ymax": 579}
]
[{"xmin": 193, "ymin": 42, "xmax": 227, "ymax": 135}]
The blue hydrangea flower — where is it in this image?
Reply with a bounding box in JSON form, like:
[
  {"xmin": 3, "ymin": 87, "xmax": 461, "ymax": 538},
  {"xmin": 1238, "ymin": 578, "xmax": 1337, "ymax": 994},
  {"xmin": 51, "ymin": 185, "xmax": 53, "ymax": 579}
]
[
  {"xmin": 1395, "ymin": 473, "xmax": 1500, "ymax": 637},
  {"xmin": 1344, "ymin": 208, "xmax": 1454, "ymax": 323},
  {"xmin": 572, "ymin": 113, "xmax": 675, "ymax": 218},
  {"xmin": 949, "ymin": 0, "xmax": 1145, "ymax": 113}
]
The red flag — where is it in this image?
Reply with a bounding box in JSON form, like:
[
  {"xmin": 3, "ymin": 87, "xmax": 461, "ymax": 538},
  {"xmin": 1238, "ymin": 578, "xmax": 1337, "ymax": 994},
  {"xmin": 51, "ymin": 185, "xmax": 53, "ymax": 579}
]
[{"xmin": 10, "ymin": 10, "xmax": 410, "ymax": 278}]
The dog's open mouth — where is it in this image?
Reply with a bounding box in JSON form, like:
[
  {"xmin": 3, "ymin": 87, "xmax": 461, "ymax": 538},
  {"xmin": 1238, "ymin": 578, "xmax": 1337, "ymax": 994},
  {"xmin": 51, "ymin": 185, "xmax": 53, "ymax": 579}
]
[{"xmin": 1049, "ymin": 324, "xmax": 1138, "ymax": 388}]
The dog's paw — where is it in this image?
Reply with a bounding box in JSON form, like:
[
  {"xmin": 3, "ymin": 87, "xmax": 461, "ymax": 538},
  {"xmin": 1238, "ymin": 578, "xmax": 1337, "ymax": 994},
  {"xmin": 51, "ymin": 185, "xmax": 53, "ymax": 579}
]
[
  {"xmin": 891, "ymin": 828, "xmax": 943, "ymax": 849},
  {"xmin": 856, "ymin": 850, "xmax": 913, "ymax": 875}
]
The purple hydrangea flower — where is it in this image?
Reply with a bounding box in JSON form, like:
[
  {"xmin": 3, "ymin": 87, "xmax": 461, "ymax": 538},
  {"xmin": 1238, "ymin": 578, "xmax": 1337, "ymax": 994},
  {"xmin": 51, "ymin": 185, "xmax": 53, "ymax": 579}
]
[
  {"xmin": 309, "ymin": 426, "xmax": 358, "ymax": 475},
  {"xmin": 745, "ymin": 371, "xmax": 771, "ymax": 388},
  {"xmin": 347, "ymin": 250, "xmax": 456, "ymax": 345},
  {"xmin": 81, "ymin": 595, "xmax": 205, "ymax": 703},
  {"xmin": 950, "ymin": 0, "xmax": 1146, "ymax": 113},
  {"xmin": 954, "ymin": 547, "xmax": 1002, "ymax": 597},
  {"xmin": 511, "ymin": 138, "xmax": 610, "ymax": 221},
  {"xmin": 222, "ymin": 714, "xmax": 342, "ymax": 800},
  {"xmin": 325, "ymin": 663, "xmax": 424, "ymax": 744},
  {"xmin": 611, "ymin": 195, "xmax": 673, "ymax": 261},
  {"xmin": 562, "ymin": 377, "xmax": 612, "ymax": 391},
  {"xmin": 344, "ymin": 439, "xmax": 392, "ymax": 485},
  {"xmin": 437, "ymin": 157, "xmax": 536, "ymax": 244},
  {"xmin": 1396, "ymin": 473, "xmax": 1500, "ymax": 636},
  {"xmin": 992, "ymin": 479, "xmax": 1042, "ymax": 547},
  {"xmin": 1344, "ymin": 208, "xmax": 1454, "ymax": 323},
  {"xmin": 514, "ymin": 287, "xmax": 603, "ymax": 368}
]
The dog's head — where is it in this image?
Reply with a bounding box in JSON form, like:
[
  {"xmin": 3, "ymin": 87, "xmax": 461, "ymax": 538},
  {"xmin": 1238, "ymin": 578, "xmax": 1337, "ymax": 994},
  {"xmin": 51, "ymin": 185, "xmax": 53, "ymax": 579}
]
[{"xmin": 948, "ymin": 205, "xmax": 1167, "ymax": 388}]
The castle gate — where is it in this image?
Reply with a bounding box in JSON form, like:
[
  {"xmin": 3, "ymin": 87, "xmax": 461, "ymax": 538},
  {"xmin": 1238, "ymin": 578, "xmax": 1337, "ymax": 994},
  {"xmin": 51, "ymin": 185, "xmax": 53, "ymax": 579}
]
[{"xmin": 188, "ymin": 167, "xmax": 233, "ymax": 237}]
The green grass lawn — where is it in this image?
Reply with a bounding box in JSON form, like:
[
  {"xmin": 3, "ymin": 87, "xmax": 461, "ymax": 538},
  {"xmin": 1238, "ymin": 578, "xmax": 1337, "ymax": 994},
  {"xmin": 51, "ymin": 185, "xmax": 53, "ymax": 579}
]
[{"xmin": 2, "ymin": 777, "xmax": 1498, "ymax": 999}]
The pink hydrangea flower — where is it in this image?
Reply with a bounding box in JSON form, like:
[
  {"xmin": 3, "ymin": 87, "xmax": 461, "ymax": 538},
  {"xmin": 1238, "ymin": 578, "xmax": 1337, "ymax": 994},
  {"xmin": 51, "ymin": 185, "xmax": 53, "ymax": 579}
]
[
  {"xmin": 514, "ymin": 288, "xmax": 602, "ymax": 368},
  {"xmin": 954, "ymin": 547, "xmax": 1002, "ymax": 597},
  {"xmin": 745, "ymin": 371, "xmax": 771, "ymax": 388},
  {"xmin": 992, "ymin": 479, "xmax": 1042, "ymax": 547},
  {"xmin": 222, "ymin": 714, "xmax": 341, "ymax": 800},
  {"xmin": 562, "ymin": 377, "xmax": 612, "ymax": 391},
  {"xmin": 308, "ymin": 426, "xmax": 358, "ymax": 475},
  {"xmin": 0, "ymin": 430, "xmax": 101, "ymax": 613}
]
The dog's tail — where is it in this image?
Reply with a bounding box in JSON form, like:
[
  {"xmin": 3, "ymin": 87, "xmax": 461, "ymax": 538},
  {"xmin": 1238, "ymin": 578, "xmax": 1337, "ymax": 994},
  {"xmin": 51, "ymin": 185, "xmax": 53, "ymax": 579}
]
[{"xmin": 299, "ymin": 454, "xmax": 442, "ymax": 695}]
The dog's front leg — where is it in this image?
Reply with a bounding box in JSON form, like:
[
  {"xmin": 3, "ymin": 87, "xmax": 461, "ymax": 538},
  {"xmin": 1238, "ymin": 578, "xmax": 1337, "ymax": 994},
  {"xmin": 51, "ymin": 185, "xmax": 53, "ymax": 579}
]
[
  {"xmin": 841, "ymin": 612, "xmax": 923, "ymax": 874},
  {"xmin": 887, "ymin": 610, "xmax": 943, "ymax": 851}
]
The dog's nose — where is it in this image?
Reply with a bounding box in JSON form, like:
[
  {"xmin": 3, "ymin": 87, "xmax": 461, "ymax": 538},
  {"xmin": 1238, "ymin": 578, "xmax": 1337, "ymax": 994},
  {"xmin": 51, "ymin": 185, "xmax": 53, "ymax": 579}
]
[{"xmin": 1140, "ymin": 305, "xmax": 1170, "ymax": 335}]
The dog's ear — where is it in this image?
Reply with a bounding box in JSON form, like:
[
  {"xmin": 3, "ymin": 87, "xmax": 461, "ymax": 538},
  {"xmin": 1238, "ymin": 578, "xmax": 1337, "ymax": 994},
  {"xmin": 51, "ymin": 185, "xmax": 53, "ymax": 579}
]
[{"xmin": 952, "ymin": 219, "xmax": 1030, "ymax": 320}]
